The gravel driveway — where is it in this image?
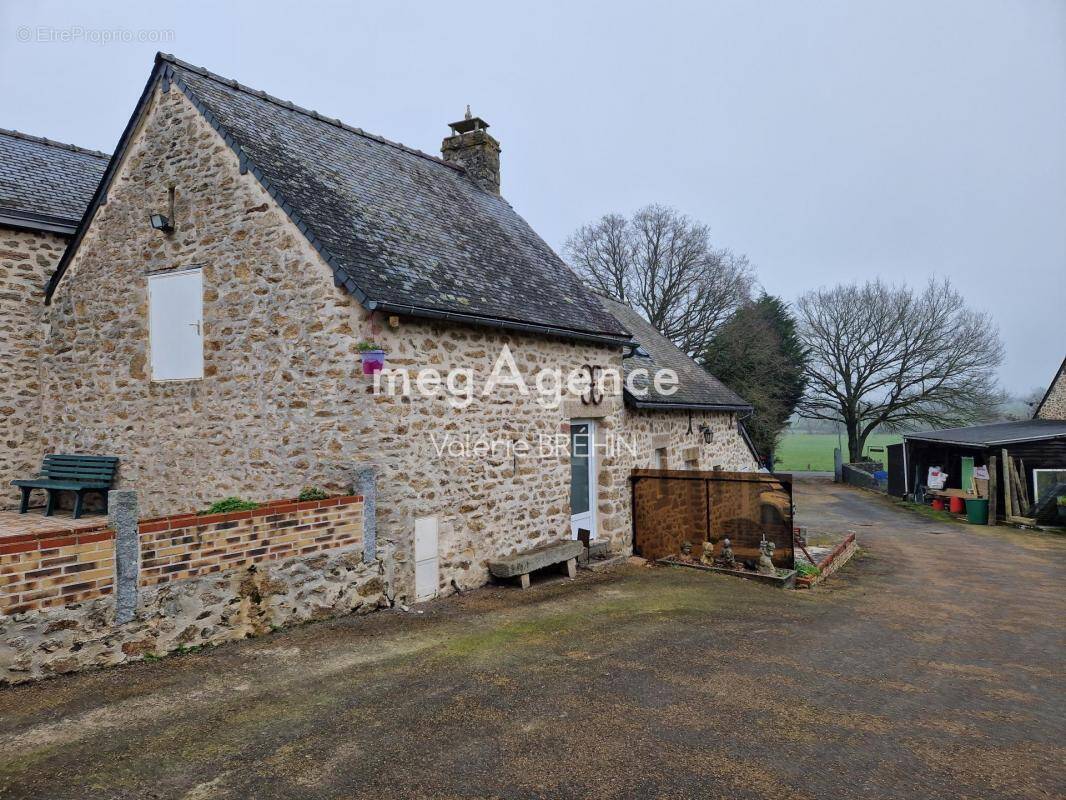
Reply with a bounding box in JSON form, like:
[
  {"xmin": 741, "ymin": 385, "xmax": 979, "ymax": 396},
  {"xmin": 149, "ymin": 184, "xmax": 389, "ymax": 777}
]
[{"xmin": 1, "ymin": 477, "xmax": 1063, "ymax": 799}]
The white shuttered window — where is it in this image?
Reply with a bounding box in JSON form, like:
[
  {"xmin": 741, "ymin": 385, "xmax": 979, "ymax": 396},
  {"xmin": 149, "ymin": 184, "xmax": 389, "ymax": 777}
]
[{"xmin": 148, "ymin": 269, "xmax": 203, "ymax": 381}]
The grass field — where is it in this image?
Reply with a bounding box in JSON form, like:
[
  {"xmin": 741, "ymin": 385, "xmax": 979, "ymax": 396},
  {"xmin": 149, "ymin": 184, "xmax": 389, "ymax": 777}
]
[{"xmin": 775, "ymin": 432, "xmax": 903, "ymax": 472}]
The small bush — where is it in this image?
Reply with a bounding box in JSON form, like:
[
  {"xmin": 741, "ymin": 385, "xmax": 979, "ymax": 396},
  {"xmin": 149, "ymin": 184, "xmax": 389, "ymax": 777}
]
[
  {"xmin": 796, "ymin": 562, "xmax": 821, "ymax": 578},
  {"xmin": 298, "ymin": 486, "xmax": 329, "ymax": 502},
  {"xmin": 200, "ymin": 497, "xmax": 260, "ymax": 515}
]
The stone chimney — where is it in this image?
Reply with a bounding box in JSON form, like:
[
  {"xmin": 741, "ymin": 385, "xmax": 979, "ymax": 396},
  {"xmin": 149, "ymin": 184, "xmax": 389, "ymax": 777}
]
[{"xmin": 441, "ymin": 106, "xmax": 501, "ymax": 194}]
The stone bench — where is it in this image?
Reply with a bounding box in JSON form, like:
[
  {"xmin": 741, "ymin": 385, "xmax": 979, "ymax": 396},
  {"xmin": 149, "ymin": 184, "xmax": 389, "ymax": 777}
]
[{"xmin": 488, "ymin": 540, "xmax": 583, "ymax": 589}]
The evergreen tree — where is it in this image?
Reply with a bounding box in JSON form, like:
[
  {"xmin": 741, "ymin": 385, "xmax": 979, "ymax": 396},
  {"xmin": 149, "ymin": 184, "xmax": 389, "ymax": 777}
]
[{"xmin": 702, "ymin": 295, "xmax": 807, "ymax": 467}]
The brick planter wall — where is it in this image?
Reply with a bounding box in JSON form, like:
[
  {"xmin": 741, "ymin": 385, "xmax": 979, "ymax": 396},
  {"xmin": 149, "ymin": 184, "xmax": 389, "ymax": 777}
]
[
  {"xmin": 137, "ymin": 495, "xmax": 364, "ymax": 586},
  {"xmin": 0, "ymin": 524, "xmax": 115, "ymax": 614},
  {"xmin": 0, "ymin": 494, "xmax": 384, "ymax": 684},
  {"xmin": 0, "ymin": 496, "xmax": 363, "ymax": 616},
  {"xmin": 796, "ymin": 533, "xmax": 858, "ymax": 589}
]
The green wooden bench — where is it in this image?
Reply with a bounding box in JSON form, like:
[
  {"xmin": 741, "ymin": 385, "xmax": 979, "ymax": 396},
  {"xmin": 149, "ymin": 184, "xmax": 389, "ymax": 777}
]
[{"xmin": 12, "ymin": 455, "xmax": 119, "ymax": 519}]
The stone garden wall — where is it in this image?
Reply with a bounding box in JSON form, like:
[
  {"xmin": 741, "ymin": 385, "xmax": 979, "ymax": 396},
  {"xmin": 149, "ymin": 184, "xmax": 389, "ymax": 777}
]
[
  {"xmin": 0, "ymin": 493, "xmax": 383, "ymax": 685},
  {"xmin": 842, "ymin": 462, "xmax": 884, "ymax": 492},
  {"xmin": 0, "ymin": 546, "xmax": 385, "ymax": 685},
  {"xmin": 0, "ymin": 227, "xmax": 68, "ymax": 510}
]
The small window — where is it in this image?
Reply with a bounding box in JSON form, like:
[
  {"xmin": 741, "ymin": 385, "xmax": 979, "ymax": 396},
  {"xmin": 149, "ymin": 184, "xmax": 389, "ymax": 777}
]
[
  {"xmin": 1033, "ymin": 469, "xmax": 1066, "ymax": 503},
  {"xmin": 148, "ymin": 269, "xmax": 203, "ymax": 381}
]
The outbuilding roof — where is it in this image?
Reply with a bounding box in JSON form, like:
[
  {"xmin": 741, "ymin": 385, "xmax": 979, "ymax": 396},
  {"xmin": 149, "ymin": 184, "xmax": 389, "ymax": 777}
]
[
  {"xmin": 46, "ymin": 54, "xmax": 630, "ymax": 346},
  {"xmin": 904, "ymin": 419, "xmax": 1066, "ymax": 447},
  {"xmin": 0, "ymin": 128, "xmax": 108, "ymax": 234},
  {"xmin": 598, "ymin": 295, "xmax": 752, "ymax": 411}
]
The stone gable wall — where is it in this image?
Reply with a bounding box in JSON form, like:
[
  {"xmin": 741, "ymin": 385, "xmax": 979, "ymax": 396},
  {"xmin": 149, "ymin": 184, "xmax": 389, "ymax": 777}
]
[
  {"xmin": 1036, "ymin": 363, "xmax": 1066, "ymax": 420},
  {"xmin": 42, "ymin": 83, "xmax": 368, "ymax": 515},
  {"xmin": 42, "ymin": 82, "xmax": 756, "ymax": 603},
  {"xmin": 0, "ymin": 227, "xmax": 67, "ymax": 509}
]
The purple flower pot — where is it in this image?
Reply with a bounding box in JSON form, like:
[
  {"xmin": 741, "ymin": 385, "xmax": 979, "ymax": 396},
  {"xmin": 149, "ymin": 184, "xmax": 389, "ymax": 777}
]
[{"xmin": 360, "ymin": 350, "xmax": 385, "ymax": 375}]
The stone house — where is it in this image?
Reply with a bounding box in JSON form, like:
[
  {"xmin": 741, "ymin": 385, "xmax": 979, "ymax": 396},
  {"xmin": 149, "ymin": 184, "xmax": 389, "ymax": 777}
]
[
  {"xmin": 29, "ymin": 54, "xmax": 757, "ymax": 602},
  {"xmin": 1034, "ymin": 355, "xmax": 1066, "ymax": 421},
  {"xmin": 0, "ymin": 129, "xmax": 108, "ymax": 509}
]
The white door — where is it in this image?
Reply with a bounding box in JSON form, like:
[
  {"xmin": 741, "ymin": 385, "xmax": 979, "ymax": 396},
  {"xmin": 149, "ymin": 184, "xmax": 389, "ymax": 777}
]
[
  {"xmin": 569, "ymin": 421, "xmax": 597, "ymax": 539},
  {"xmin": 148, "ymin": 269, "xmax": 204, "ymax": 380},
  {"xmin": 414, "ymin": 516, "xmax": 439, "ymax": 601}
]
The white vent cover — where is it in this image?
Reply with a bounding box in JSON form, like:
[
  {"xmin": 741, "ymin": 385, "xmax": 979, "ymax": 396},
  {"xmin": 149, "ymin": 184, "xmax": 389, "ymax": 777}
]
[{"xmin": 414, "ymin": 516, "xmax": 439, "ymax": 602}]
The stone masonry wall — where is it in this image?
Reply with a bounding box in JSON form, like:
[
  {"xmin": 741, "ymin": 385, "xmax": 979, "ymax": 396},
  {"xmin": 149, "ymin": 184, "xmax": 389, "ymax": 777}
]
[
  {"xmin": 0, "ymin": 226, "xmax": 68, "ymax": 509},
  {"xmin": 0, "ymin": 545, "xmax": 385, "ymax": 685},
  {"xmin": 41, "ymin": 83, "xmax": 370, "ymax": 515},
  {"xmin": 42, "ymin": 81, "xmax": 757, "ymax": 604},
  {"xmin": 1036, "ymin": 363, "xmax": 1066, "ymax": 420}
]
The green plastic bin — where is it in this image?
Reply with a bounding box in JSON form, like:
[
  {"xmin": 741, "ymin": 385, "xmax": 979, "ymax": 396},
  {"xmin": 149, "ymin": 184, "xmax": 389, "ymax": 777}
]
[{"xmin": 965, "ymin": 498, "xmax": 989, "ymax": 525}]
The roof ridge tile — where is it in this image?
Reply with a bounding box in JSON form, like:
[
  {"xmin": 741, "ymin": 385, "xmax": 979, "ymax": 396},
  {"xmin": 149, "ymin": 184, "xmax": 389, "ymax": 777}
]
[
  {"xmin": 0, "ymin": 127, "xmax": 110, "ymax": 159},
  {"xmin": 157, "ymin": 52, "xmax": 462, "ymax": 172}
]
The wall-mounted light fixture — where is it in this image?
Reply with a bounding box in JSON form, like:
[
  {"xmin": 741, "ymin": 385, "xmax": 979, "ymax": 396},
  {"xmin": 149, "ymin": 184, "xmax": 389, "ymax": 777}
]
[
  {"xmin": 698, "ymin": 423, "xmax": 714, "ymax": 444},
  {"xmin": 150, "ymin": 186, "xmax": 176, "ymax": 233}
]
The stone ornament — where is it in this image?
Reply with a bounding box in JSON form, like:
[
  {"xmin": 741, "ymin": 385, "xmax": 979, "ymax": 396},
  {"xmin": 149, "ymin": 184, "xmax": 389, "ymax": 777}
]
[
  {"xmin": 720, "ymin": 538, "xmax": 735, "ymax": 568},
  {"xmin": 700, "ymin": 540, "xmax": 716, "ymax": 566},
  {"xmin": 757, "ymin": 536, "xmax": 777, "ymax": 575}
]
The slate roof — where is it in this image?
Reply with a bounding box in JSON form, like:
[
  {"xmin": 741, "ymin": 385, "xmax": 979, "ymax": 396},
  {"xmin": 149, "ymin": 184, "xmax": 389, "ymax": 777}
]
[
  {"xmin": 904, "ymin": 420, "xmax": 1066, "ymax": 447},
  {"xmin": 598, "ymin": 295, "xmax": 752, "ymax": 410},
  {"xmin": 50, "ymin": 54, "xmax": 628, "ymax": 342},
  {"xmin": 0, "ymin": 128, "xmax": 108, "ymax": 234}
]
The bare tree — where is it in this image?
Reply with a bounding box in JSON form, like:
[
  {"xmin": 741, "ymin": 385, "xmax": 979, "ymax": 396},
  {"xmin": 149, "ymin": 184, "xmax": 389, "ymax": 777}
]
[
  {"xmin": 564, "ymin": 205, "xmax": 755, "ymax": 356},
  {"xmin": 797, "ymin": 278, "xmax": 1005, "ymax": 461}
]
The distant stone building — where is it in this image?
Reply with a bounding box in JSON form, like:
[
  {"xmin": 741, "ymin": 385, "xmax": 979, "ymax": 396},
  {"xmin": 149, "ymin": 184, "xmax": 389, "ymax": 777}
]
[
  {"xmin": 13, "ymin": 54, "xmax": 759, "ymax": 602},
  {"xmin": 0, "ymin": 130, "xmax": 107, "ymax": 508},
  {"xmin": 1034, "ymin": 356, "xmax": 1066, "ymax": 421}
]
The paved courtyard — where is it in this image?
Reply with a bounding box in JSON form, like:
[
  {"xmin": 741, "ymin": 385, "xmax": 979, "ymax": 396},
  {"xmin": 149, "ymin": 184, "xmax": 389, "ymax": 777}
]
[
  {"xmin": 0, "ymin": 478, "xmax": 1063, "ymax": 799},
  {"xmin": 0, "ymin": 508, "xmax": 109, "ymax": 539}
]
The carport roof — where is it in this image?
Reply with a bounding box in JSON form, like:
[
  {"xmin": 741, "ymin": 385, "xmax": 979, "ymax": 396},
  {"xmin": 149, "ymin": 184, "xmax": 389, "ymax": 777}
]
[{"xmin": 904, "ymin": 420, "xmax": 1066, "ymax": 447}]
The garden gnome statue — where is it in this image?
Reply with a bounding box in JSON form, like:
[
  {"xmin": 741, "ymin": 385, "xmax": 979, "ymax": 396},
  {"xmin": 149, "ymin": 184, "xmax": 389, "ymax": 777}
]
[
  {"xmin": 720, "ymin": 538, "xmax": 735, "ymax": 568},
  {"xmin": 680, "ymin": 540, "xmax": 693, "ymax": 557},
  {"xmin": 701, "ymin": 540, "xmax": 716, "ymax": 566},
  {"xmin": 757, "ymin": 536, "xmax": 776, "ymax": 575}
]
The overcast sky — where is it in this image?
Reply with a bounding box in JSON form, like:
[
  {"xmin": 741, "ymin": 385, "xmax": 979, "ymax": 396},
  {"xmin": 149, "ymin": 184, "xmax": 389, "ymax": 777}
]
[{"xmin": 2, "ymin": 0, "xmax": 1063, "ymax": 394}]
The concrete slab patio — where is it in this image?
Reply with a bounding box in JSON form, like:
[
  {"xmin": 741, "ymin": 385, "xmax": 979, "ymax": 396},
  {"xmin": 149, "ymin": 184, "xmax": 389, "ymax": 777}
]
[
  {"xmin": 0, "ymin": 509, "xmax": 109, "ymax": 539},
  {"xmin": 0, "ymin": 477, "xmax": 1063, "ymax": 799}
]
